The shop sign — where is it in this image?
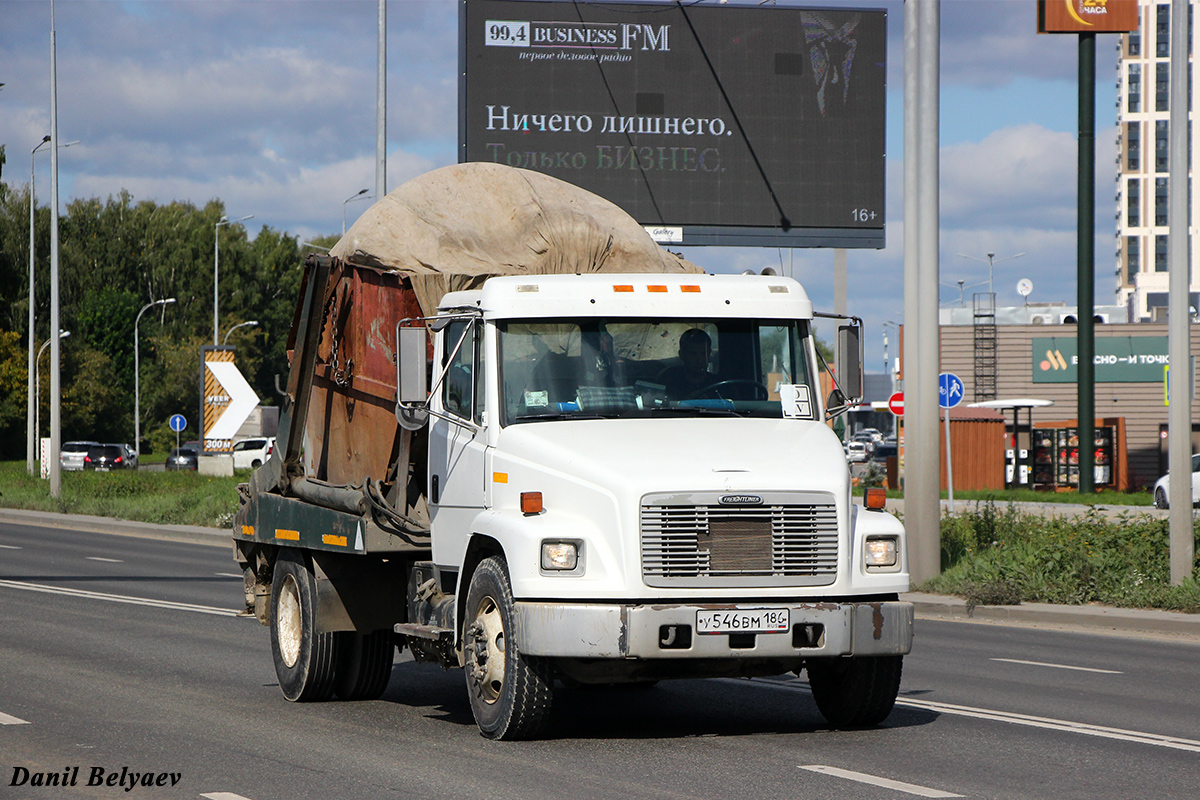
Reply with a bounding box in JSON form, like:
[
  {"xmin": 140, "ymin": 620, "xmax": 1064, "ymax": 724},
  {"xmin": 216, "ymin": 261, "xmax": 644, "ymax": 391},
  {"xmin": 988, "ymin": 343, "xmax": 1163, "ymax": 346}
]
[{"xmin": 1032, "ymin": 336, "xmax": 1168, "ymax": 383}]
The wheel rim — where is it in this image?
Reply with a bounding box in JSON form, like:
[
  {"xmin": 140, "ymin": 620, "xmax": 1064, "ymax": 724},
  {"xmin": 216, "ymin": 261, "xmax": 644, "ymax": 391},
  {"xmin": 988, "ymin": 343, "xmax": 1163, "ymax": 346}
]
[
  {"xmin": 277, "ymin": 573, "xmax": 303, "ymax": 668},
  {"xmin": 467, "ymin": 595, "xmax": 506, "ymax": 705}
]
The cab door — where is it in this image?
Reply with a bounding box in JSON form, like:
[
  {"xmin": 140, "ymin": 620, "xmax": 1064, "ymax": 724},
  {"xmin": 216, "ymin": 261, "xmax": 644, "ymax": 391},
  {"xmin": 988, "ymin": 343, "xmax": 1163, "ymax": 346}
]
[{"xmin": 428, "ymin": 319, "xmax": 489, "ymax": 568}]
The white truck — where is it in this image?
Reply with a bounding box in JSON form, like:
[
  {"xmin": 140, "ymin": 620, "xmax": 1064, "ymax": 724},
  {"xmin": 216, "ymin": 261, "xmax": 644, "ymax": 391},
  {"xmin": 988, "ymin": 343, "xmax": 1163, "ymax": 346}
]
[{"xmin": 233, "ymin": 164, "xmax": 912, "ymax": 740}]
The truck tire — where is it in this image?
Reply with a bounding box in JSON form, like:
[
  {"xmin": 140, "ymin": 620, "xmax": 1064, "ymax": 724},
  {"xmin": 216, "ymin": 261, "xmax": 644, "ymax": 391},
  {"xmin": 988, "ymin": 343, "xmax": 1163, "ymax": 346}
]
[
  {"xmin": 334, "ymin": 630, "xmax": 394, "ymax": 700},
  {"xmin": 270, "ymin": 549, "xmax": 339, "ymax": 702},
  {"xmin": 463, "ymin": 556, "xmax": 554, "ymax": 740},
  {"xmin": 806, "ymin": 655, "xmax": 903, "ymax": 728}
]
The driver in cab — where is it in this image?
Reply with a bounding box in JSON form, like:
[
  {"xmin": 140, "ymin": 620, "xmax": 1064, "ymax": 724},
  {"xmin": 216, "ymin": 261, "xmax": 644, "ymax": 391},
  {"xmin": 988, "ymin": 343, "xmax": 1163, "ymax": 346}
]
[{"xmin": 659, "ymin": 328, "xmax": 717, "ymax": 399}]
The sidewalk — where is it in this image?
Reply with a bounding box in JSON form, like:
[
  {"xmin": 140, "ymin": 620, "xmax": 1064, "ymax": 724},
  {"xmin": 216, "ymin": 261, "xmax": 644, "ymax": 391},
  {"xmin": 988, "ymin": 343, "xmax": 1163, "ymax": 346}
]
[{"xmin": 2, "ymin": 506, "xmax": 1198, "ymax": 641}]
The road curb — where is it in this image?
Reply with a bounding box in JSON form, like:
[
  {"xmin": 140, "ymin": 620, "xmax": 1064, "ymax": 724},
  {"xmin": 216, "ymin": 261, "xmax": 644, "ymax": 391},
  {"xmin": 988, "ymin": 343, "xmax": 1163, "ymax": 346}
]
[
  {"xmin": 905, "ymin": 591, "xmax": 1200, "ymax": 640},
  {"xmin": 0, "ymin": 507, "xmax": 228, "ymax": 547}
]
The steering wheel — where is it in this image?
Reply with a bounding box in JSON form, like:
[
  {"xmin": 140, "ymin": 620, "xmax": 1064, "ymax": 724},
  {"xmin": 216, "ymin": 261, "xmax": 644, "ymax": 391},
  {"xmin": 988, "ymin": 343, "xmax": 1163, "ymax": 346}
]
[{"xmin": 685, "ymin": 380, "xmax": 770, "ymax": 401}]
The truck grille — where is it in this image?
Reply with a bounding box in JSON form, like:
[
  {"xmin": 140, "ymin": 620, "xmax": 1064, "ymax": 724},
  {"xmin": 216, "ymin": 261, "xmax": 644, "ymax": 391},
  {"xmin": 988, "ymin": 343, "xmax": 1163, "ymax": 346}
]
[{"xmin": 640, "ymin": 495, "xmax": 839, "ymax": 587}]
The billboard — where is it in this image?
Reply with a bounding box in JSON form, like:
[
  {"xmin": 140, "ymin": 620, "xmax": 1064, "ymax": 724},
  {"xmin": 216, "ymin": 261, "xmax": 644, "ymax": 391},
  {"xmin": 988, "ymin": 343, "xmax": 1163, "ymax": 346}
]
[
  {"xmin": 460, "ymin": 0, "xmax": 887, "ymax": 248},
  {"xmin": 201, "ymin": 346, "xmax": 260, "ymax": 453},
  {"xmin": 1037, "ymin": 0, "xmax": 1139, "ymax": 34}
]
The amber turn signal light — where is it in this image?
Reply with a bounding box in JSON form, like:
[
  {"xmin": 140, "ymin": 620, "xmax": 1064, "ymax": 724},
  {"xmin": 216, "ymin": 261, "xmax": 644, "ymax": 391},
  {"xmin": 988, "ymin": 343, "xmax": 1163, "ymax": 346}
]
[
  {"xmin": 864, "ymin": 487, "xmax": 887, "ymax": 510},
  {"xmin": 521, "ymin": 491, "xmax": 543, "ymax": 515}
]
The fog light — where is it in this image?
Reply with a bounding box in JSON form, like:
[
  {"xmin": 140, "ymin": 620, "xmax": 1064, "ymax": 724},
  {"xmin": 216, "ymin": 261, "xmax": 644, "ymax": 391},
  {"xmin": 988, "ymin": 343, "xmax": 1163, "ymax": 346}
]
[
  {"xmin": 864, "ymin": 537, "xmax": 897, "ymax": 567},
  {"xmin": 541, "ymin": 541, "xmax": 577, "ymax": 571}
]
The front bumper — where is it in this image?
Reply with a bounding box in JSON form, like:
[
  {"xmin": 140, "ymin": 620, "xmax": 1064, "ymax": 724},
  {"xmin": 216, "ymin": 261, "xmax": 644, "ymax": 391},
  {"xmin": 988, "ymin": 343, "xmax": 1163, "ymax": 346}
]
[{"xmin": 513, "ymin": 600, "xmax": 913, "ymax": 659}]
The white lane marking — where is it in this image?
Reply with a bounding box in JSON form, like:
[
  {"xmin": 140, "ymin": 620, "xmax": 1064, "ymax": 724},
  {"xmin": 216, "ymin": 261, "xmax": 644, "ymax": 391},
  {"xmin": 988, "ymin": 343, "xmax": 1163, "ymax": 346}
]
[
  {"xmin": 800, "ymin": 765, "xmax": 962, "ymax": 798},
  {"xmin": 85, "ymin": 556, "xmax": 123, "ymax": 563},
  {"xmin": 0, "ymin": 711, "xmax": 31, "ymax": 725},
  {"xmin": 991, "ymin": 657, "xmax": 1123, "ymax": 675},
  {"xmin": 0, "ymin": 544, "xmax": 21, "ymax": 550},
  {"xmin": 215, "ymin": 573, "xmax": 243, "ymax": 579},
  {"xmin": 201, "ymin": 793, "xmax": 256, "ymax": 800},
  {"xmin": 898, "ymin": 696, "xmax": 1200, "ymax": 753},
  {"xmin": 745, "ymin": 678, "xmax": 1200, "ymax": 754},
  {"xmin": 0, "ymin": 579, "xmax": 242, "ymax": 617}
]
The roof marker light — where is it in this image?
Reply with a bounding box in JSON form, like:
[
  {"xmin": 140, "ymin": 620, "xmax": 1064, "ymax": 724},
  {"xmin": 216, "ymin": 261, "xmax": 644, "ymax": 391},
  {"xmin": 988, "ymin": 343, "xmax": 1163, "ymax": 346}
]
[
  {"xmin": 681, "ymin": 285, "xmax": 701, "ymax": 293},
  {"xmin": 769, "ymin": 285, "xmax": 789, "ymax": 293},
  {"xmin": 647, "ymin": 285, "xmax": 668, "ymax": 293},
  {"xmin": 613, "ymin": 285, "xmax": 634, "ymax": 292}
]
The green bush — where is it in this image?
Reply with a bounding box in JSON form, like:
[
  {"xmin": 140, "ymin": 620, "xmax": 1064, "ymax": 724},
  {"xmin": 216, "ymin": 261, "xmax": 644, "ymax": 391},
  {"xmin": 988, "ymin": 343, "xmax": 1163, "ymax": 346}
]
[{"xmin": 924, "ymin": 500, "xmax": 1200, "ymax": 613}]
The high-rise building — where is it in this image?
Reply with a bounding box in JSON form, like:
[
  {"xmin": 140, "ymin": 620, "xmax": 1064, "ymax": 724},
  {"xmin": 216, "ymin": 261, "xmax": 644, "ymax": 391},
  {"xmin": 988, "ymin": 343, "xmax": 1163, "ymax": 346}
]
[{"xmin": 1116, "ymin": 1, "xmax": 1197, "ymax": 322}]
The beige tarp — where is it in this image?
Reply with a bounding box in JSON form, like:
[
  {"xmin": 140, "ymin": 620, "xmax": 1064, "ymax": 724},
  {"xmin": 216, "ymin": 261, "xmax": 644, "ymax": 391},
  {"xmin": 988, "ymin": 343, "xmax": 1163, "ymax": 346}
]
[{"xmin": 331, "ymin": 162, "xmax": 701, "ymax": 316}]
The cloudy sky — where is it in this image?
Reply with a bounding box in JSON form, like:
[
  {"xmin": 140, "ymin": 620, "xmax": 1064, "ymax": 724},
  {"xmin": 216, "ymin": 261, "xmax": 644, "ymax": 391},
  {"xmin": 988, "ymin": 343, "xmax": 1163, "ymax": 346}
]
[{"xmin": 1, "ymin": 0, "xmax": 1120, "ymax": 373}]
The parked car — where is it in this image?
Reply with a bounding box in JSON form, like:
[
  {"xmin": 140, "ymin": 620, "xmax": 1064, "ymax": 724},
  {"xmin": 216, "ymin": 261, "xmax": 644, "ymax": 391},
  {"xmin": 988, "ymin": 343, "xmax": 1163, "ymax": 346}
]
[
  {"xmin": 844, "ymin": 441, "xmax": 869, "ymax": 463},
  {"xmin": 166, "ymin": 447, "xmax": 199, "ymax": 471},
  {"xmin": 60, "ymin": 441, "xmax": 101, "ymax": 471},
  {"xmin": 114, "ymin": 443, "xmax": 138, "ymax": 470},
  {"xmin": 84, "ymin": 444, "xmax": 130, "ymax": 471},
  {"xmin": 874, "ymin": 443, "xmax": 899, "ymax": 461},
  {"xmin": 1152, "ymin": 454, "xmax": 1200, "ymax": 508},
  {"xmin": 232, "ymin": 437, "xmax": 275, "ymax": 470}
]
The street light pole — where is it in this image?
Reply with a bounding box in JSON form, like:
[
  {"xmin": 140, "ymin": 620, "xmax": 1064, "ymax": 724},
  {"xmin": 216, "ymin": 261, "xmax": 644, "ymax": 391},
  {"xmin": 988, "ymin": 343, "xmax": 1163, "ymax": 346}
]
[
  {"xmin": 35, "ymin": 330, "xmax": 69, "ymax": 470},
  {"xmin": 343, "ymin": 188, "xmax": 371, "ymax": 235},
  {"xmin": 27, "ymin": 136, "xmax": 50, "ymax": 476},
  {"xmin": 27, "ymin": 136, "xmax": 78, "ymax": 476},
  {"xmin": 214, "ymin": 214, "xmax": 254, "ymax": 345},
  {"xmin": 134, "ymin": 298, "xmax": 176, "ymax": 459},
  {"xmin": 223, "ymin": 319, "xmax": 259, "ymax": 346}
]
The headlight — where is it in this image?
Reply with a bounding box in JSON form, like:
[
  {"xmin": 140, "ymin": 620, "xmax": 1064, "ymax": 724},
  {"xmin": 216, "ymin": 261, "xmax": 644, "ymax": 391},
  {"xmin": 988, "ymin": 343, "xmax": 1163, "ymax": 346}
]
[
  {"xmin": 541, "ymin": 541, "xmax": 578, "ymax": 571},
  {"xmin": 864, "ymin": 537, "xmax": 898, "ymax": 567}
]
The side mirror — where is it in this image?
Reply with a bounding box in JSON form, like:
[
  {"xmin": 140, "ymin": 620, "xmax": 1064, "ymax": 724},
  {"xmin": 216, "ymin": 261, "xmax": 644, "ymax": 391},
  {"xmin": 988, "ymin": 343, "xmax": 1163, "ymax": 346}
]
[
  {"xmin": 395, "ymin": 326, "xmax": 429, "ymax": 430},
  {"xmin": 835, "ymin": 324, "xmax": 863, "ymax": 401},
  {"xmin": 826, "ymin": 389, "xmax": 847, "ymax": 417}
]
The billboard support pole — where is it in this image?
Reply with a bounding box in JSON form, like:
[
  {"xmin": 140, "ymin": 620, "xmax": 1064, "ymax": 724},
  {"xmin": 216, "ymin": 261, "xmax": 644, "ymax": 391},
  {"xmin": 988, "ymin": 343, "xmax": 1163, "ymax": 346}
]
[{"xmin": 1076, "ymin": 32, "xmax": 1096, "ymax": 494}]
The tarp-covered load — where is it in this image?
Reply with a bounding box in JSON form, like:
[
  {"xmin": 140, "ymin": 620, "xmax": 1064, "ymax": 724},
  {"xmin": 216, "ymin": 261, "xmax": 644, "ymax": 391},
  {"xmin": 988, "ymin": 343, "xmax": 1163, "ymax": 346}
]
[{"xmin": 331, "ymin": 162, "xmax": 700, "ymax": 315}]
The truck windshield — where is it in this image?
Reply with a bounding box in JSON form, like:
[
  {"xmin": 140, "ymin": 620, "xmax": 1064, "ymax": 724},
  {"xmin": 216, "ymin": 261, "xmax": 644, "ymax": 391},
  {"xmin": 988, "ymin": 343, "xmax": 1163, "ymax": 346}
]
[{"xmin": 498, "ymin": 317, "xmax": 817, "ymax": 425}]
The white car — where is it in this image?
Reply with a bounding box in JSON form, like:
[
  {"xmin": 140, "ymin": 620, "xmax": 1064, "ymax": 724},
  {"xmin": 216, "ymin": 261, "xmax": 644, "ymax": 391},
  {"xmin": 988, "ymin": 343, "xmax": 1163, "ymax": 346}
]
[
  {"xmin": 1152, "ymin": 454, "xmax": 1200, "ymax": 508},
  {"xmin": 60, "ymin": 440, "xmax": 100, "ymax": 471},
  {"xmin": 844, "ymin": 441, "xmax": 869, "ymax": 463},
  {"xmin": 232, "ymin": 437, "xmax": 275, "ymax": 470}
]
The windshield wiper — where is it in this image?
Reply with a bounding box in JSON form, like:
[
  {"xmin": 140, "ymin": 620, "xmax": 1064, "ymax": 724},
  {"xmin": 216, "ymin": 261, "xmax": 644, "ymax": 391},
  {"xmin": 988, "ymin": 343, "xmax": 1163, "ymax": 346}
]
[
  {"xmin": 515, "ymin": 412, "xmax": 609, "ymax": 422},
  {"xmin": 651, "ymin": 406, "xmax": 744, "ymax": 417}
]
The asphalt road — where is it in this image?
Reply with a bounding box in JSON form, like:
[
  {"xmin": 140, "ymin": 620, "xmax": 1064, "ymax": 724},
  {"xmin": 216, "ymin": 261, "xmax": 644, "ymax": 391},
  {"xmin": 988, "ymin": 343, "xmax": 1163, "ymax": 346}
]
[{"xmin": 2, "ymin": 521, "xmax": 1199, "ymax": 800}]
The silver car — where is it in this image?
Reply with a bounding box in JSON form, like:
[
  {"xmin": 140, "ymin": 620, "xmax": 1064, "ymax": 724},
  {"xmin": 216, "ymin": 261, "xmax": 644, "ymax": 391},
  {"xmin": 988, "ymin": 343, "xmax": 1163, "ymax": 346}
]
[{"xmin": 60, "ymin": 440, "xmax": 100, "ymax": 471}]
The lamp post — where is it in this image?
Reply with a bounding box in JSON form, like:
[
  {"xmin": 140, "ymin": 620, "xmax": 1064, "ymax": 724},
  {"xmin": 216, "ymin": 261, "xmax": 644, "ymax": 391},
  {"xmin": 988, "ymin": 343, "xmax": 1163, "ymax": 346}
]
[
  {"xmin": 343, "ymin": 188, "xmax": 371, "ymax": 235},
  {"xmin": 35, "ymin": 330, "xmax": 69, "ymax": 467},
  {"xmin": 26, "ymin": 136, "xmax": 77, "ymax": 476},
  {"xmin": 135, "ymin": 298, "xmax": 176, "ymax": 458},
  {"xmin": 223, "ymin": 319, "xmax": 259, "ymax": 346},
  {"xmin": 26, "ymin": 136, "xmax": 50, "ymax": 476},
  {"xmin": 214, "ymin": 214, "xmax": 254, "ymax": 345}
]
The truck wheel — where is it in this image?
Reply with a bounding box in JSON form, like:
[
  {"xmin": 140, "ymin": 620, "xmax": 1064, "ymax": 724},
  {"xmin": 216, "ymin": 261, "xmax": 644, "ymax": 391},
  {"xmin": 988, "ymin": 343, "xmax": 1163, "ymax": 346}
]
[
  {"xmin": 463, "ymin": 556, "xmax": 554, "ymax": 740},
  {"xmin": 334, "ymin": 630, "xmax": 394, "ymax": 700},
  {"xmin": 270, "ymin": 549, "xmax": 339, "ymax": 702},
  {"xmin": 806, "ymin": 655, "xmax": 903, "ymax": 728}
]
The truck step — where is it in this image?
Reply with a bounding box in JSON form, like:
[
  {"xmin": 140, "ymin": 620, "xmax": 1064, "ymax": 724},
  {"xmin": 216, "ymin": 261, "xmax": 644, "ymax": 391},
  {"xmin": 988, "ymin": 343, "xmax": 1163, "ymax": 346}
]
[{"xmin": 394, "ymin": 622, "xmax": 454, "ymax": 641}]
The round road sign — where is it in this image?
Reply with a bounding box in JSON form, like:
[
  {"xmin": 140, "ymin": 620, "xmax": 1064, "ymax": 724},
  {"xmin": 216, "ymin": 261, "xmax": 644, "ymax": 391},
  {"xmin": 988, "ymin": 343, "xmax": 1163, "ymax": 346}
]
[
  {"xmin": 887, "ymin": 391, "xmax": 904, "ymax": 416},
  {"xmin": 169, "ymin": 413, "xmax": 187, "ymax": 433},
  {"xmin": 939, "ymin": 373, "xmax": 965, "ymax": 409}
]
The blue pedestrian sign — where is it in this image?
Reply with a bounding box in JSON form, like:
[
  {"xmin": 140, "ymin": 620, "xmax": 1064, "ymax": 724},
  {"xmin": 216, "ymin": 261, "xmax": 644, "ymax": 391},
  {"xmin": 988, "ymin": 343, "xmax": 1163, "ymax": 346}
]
[
  {"xmin": 169, "ymin": 413, "xmax": 187, "ymax": 433},
  {"xmin": 939, "ymin": 373, "xmax": 965, "ymax": 409}
]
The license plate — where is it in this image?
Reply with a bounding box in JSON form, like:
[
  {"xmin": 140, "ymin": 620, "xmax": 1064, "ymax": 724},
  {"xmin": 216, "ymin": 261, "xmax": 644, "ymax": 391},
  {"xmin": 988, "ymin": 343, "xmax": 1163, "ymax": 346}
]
[
  {"xmin": 96, "ymin": 467, "xmax": 110, "ymax": 472},
  {"xmin": 696, "ymin": 608, "xmax": 790, "ymax": 635}
]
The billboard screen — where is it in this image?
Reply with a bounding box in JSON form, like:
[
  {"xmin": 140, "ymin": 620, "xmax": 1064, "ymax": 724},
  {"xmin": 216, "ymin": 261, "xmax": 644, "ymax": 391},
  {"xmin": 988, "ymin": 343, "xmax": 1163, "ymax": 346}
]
[{"xmin": 460, "ymin": 0, "xmax": 887, "ymax": 247}]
